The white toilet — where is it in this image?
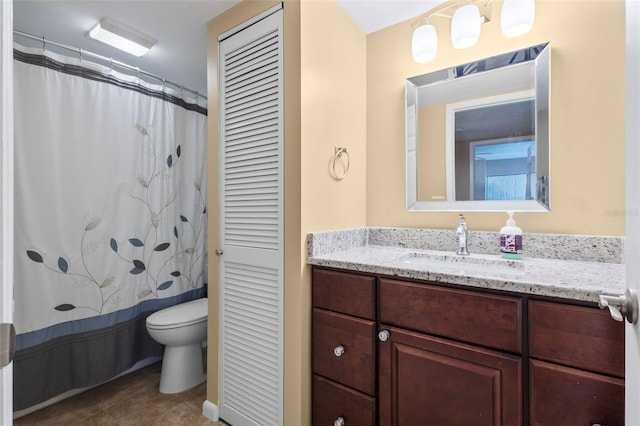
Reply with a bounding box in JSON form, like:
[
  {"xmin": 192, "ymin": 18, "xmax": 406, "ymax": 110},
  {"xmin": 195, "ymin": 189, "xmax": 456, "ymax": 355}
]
[{"xmin": 146, "ymin": 297, "xmax": 208, "ymax": 394}]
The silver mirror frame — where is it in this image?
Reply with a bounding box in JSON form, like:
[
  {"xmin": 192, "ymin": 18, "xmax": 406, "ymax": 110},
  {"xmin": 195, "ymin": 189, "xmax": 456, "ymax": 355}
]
[{"xmin": 406, "ymin": 43, "xmax": 550, "ymax": 213}]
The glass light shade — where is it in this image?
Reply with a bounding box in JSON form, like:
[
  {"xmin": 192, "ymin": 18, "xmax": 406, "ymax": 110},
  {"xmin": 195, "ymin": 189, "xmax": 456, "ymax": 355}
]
[
  {"xmin": 501, "ymin": 0, "xmax": 535, "ymax": 37},
  {"xmin": 412, "ymin": 24, "xmax": 438, "ymax": 63},
  {"xmin": 451, "ymin": 5, "xmax": 482, "ymax": 49}
]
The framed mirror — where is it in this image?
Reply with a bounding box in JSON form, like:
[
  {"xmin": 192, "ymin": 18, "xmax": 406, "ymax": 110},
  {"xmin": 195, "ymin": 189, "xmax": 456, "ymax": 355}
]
[{"xmin": 406, "ymin": 43, "xmax": 550, "ymax": 212}]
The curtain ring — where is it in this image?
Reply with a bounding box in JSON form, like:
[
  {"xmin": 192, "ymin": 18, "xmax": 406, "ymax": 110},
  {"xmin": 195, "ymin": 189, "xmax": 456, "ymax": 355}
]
[
  {"xmin": 330, "ymin": 147, "xmax": 350, "ymax": 181},
  {"xmin": 41, "ymin": 36, "xmax": 46, "ymax": 52}
]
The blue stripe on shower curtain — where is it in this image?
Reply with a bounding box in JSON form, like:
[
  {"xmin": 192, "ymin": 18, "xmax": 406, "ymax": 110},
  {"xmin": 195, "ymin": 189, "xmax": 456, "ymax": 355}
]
[
  {"xmin": 15, "ymin": 288, "xmax": 204, "ymax": 351},
  {"xmin": 12, "ymin": 44, "xmax": 208, "ymax": 411}
]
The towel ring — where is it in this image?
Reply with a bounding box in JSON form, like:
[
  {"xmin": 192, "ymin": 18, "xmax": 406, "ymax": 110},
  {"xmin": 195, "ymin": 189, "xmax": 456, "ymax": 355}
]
[{"xmin": 330, "ymin": 147, "xmax": 350, "ymax": 181}]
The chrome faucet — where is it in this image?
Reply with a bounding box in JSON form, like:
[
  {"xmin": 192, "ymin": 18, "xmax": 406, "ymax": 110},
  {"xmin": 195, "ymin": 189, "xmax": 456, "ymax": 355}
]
[{"xmin": 456, "ymin": 214, "xmax": 469, "ymax": 256}]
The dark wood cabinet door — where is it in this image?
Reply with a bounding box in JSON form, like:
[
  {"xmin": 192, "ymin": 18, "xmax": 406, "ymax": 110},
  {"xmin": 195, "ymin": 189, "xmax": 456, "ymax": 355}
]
[
  {"xmin": 378, "ymin": 326, "xmax": 522, "ymax": 426},
  {"xmin": 313, "ymin": 375, "xmax": 376, "ymax": 426},
  {"xmin": 313, "ymin": 308, "xmax": 376, "ymax": 395},
  {"xmin": 530, "ymin": 359, "xmax": 624, "ymax": 426}
]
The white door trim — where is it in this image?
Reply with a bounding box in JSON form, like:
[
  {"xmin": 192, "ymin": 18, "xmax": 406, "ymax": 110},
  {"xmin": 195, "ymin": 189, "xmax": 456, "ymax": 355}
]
[
  {"xmin": 0, "ymin": 0, "xmax": 15, "ymax": 423},
  {"xmin": 625, "ymin": 1, "xmax": 640, "ymax": 424}
]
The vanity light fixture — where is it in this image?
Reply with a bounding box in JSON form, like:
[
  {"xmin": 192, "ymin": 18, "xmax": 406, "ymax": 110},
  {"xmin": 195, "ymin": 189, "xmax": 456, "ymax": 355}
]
[
  {"xmin": 411, "ymin": 0, "xmax": 535, "ymax": 63},
  {"xmin": 88, "ymin": 17, "xmax": 157, "ymax": 57},
  {"xmin": 451, "ymin": 4, "xmax": 483, "ymax": 49},
  {"xmin": 501, "ymin": 0, "xmax": 536, "ymax": 37},
  {"xmin": 412, "ymin": 24, "xmax": 438, "ymax": 63}
]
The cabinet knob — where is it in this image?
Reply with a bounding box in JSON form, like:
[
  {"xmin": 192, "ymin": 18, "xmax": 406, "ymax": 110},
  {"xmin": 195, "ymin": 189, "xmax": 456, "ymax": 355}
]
[
  {"xmin": 334, "ymin": 416, "xmax": 345, "ymax": 426},
  {"xmin": 333, "ymin": 345, "xmax": 345, "ymax": 357},
  {"xmin": 378, "ymin": 330, "xmax": 390, "ymax": 342}
]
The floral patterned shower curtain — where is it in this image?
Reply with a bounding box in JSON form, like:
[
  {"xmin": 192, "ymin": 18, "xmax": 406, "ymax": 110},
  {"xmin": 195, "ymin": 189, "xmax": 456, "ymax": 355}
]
[{"xmin": 12, "ymin": 44, "xmax": 207, "ymax": 410}]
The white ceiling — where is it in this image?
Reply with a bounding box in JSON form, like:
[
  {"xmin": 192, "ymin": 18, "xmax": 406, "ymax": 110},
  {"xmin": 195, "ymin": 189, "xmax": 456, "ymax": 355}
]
[
  {"xmin": 336, "ymin": 0, "xmax": 442, "ymax": 34},
  {"xmin": 13, "ymin": 0, "xmax": 441, "ymax": 97}
]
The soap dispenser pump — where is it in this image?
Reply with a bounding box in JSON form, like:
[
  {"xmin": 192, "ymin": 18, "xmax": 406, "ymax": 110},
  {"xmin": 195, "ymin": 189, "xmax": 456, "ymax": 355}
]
[{"xmin": 500, "ymin": 211, "xmax": 523, "ymax": 259}]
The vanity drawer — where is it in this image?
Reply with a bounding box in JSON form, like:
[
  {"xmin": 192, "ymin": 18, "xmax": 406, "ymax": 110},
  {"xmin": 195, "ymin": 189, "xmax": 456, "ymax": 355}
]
[
  {"xmin": 379, "ymin": 278, "xmax": 522, "ymax": 353},
  {"xmin": 313, "ymin": 374, "xmax": 376, "ymax": 426},
  {"xmin": 529, "ymin": 359, "xmax": 624, "ymax": 426},
  {"xmin": 312, "ymin": 308, "xmax": 376, "ymax": 395},
  {"xmin": 529, "ymin": 300, "xmax": 624, "ymax": 377},
  {"xmin": 313, "ymin": 268, "xmax": 376, "ymax": 319}
]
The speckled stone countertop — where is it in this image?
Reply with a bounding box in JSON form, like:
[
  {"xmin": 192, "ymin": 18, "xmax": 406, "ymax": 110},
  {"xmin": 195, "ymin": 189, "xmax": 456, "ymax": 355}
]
[{"xmin": 307, "ymin": 227, "xmax": 625, "ymax": 303}]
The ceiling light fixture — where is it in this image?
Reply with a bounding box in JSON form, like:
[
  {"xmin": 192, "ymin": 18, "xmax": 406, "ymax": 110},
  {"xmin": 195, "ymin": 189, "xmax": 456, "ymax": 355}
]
[
  {"xmin": 410, "ymin": 0, "xmax": 535, "ymax": 63},
  {"xmin": 88, "ymin": 17, "xmax": 157, "ymax": 57}
]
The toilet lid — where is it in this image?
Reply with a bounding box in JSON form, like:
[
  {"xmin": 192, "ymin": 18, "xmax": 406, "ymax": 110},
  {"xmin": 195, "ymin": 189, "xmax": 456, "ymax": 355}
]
[{"xmin": 146, "ymin": 297, "xmax": 208, "ymax": 328}]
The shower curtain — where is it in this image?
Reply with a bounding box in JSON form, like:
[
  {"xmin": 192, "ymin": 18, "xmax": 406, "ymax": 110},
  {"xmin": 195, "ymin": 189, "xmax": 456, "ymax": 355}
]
[{"xmin": 12, "ymin": 44, "xmax": 208, "ymax": 410}]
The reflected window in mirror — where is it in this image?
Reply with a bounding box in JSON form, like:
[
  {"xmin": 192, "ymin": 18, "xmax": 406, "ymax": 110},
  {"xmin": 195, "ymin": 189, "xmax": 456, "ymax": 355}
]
[
  {"xmin": 452, "ymin": 97, "xmax": 535, "ymax": 202},
  {"xmin": 471, "ymin": 139, "xmax": 535, "ymax": 201}
]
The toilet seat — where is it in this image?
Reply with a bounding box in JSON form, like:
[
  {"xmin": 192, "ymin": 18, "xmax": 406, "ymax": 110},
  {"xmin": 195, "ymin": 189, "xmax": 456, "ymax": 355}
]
[{"xmin": 146, "ymin": 298, "xmax": 207, "ymax": 330}]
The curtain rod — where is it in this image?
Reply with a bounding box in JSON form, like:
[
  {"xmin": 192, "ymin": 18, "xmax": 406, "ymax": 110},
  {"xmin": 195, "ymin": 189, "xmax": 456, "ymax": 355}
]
[{"xmin": 13, "ymin": 30, "xmax": 206, "ymax": 100}]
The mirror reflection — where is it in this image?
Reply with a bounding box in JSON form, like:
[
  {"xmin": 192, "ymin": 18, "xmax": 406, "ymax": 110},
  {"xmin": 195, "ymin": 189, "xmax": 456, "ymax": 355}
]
[
  {"xmin": 454, "ymin": 95, "xmax": 535, "ymax": 201},
  {"xmin": 406, "ymin": 43, "xmax": 550, "ymax": 212}
]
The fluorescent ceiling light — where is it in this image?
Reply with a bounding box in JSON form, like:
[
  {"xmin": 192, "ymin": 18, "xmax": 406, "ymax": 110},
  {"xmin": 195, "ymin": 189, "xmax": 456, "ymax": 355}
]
[{"xmin": 88, "ymin": 17, "xmax": 157, "ymax": 57}]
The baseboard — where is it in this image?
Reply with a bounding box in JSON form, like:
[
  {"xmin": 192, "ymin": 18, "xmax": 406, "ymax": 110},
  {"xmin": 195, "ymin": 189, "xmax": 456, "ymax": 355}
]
[{"xmin": 202, "ymin": 399, "xmax": 220, "ymax": 422}]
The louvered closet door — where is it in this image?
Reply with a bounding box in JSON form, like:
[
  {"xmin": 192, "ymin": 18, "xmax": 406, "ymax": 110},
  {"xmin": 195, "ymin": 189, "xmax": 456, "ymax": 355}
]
[{"xmin": 218, "ymin": 6, "xmax": 283, "ymax": 426}]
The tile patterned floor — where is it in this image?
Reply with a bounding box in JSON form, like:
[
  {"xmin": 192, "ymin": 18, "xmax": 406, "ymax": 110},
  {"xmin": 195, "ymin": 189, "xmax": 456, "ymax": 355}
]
[{"xmin": 14, "ymin": 362, "xmax": 224, "ymax": 425}]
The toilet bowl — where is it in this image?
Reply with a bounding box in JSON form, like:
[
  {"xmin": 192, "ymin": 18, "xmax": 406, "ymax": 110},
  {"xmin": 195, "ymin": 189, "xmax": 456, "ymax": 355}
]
[{"xmin": 146, "ymin": 297, "xmax": 208, "ymax": 394}]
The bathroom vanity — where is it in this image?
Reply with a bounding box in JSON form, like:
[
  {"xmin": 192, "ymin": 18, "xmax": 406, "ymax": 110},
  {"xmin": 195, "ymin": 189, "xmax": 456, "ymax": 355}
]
[{"xmin": 308, "ymin": 228, "xmax": 625, "ymax": 426}]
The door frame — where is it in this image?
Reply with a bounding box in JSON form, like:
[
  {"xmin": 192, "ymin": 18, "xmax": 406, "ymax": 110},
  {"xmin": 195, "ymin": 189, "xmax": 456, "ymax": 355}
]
[
  {"xmin": 625, "ymin": 1, "xmax": 640, "ymax": 424},
  {"xmin": 0, "ymin": 0, "xmax": 15, "ymax": 423}
]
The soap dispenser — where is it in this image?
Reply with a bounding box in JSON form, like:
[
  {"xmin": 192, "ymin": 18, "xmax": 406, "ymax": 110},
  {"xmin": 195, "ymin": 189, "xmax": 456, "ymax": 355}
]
[{"xmin": 500, "ymin": 211, "xmax": 523, "ymax": 259}]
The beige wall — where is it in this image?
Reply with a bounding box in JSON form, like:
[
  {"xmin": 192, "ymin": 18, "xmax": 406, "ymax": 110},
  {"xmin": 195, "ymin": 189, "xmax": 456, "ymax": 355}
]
[
  {"xmin": 367, "ymin": 0, "xmax": 625, "ymax": 236},
  {"xmin": 301, "ymin": 1, "xmax": 368, "ymax": 232},
  {"xmin": 207, "ymin": 1, "xmax": 366, "ymax": 424}
]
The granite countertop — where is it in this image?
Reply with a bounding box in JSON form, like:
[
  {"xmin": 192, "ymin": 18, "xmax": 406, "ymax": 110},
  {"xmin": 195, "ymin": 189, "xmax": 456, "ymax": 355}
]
[{"xmin": 307, "ymin": 228, "xmax": 626, "ymax": 303}]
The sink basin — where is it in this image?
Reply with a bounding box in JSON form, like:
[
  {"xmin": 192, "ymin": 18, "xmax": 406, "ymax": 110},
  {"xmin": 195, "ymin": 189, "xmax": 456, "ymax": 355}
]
[{"xmin": 399, "ymin": 251, "xmax": 524, "ymax": 271}]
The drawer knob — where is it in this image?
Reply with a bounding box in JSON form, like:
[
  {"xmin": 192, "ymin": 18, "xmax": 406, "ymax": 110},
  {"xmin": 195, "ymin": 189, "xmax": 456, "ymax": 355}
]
[
  {"xmin": 378, "ymin": 330, "xmax": 390, "ymax": 342},
  {"xmin": 334, "ymin": 416, "xmax": 345, "ymax": 426},
  {"xmin": 333, "ymin": 345, "xmax": 345, "ymax": 357}
]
